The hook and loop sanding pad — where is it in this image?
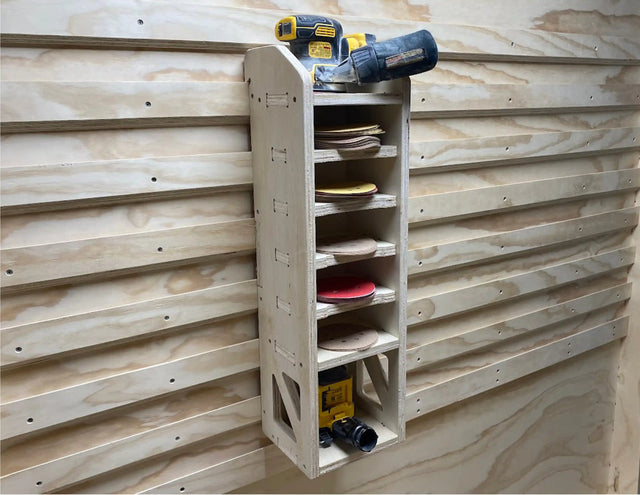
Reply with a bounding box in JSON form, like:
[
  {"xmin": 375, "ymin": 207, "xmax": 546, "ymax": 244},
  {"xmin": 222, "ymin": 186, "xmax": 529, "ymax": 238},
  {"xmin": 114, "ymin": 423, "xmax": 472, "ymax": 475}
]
[
  {"xmin": 317, "ymin": 322, "xmax": 379, "ymax": 351},
  {"xmin": 316, "ymin": 236, "xmax": 378, "ymax": 258},
  {"xmin": 317, "ymin": 275, "xmax": 376, "ymax": 303}
]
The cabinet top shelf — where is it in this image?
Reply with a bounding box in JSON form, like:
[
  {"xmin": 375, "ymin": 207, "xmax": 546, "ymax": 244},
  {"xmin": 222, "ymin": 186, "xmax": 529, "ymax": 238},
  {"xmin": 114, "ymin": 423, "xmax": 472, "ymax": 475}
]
[{"xmin": 313, "ymin": 92, "xmax": 403, "ymax": 106}]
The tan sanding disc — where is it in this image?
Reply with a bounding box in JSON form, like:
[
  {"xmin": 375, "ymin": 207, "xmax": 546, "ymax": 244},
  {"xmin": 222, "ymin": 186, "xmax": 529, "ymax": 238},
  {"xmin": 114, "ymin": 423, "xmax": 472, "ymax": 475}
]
[
  {"xmin": 316, "ymin": 236, "xmax": 378, "ymax": 257},
  {"xmin": 317, "ymin": 323, "xmax": 379, "ymax": 351}
]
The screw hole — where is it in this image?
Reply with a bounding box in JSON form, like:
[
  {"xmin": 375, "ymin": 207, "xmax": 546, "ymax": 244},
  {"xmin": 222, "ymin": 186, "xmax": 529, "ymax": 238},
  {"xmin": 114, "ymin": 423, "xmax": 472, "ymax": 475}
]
[
  {"xmin": 15, "ymin": 346, "xmax": 22, "ymax": 353},
  {"xmin": 421, "ymin": 97, "xmax": 425, "ymax": 103},
  {"xmin": 420, "ymin": 155, "xmax": 425, "ymax": 160},
  {"xmin": 589, "ymin": 96, "xmax": 593, "ymax": 100},
  {"xmin": 157, "ymin": 247, "xmax": 163, "ymax": 252},
  {"xmin": 508, "ymin": 97, "xmax": 512, "ymax": 103},
  {"xmin": 151, "ymin": 176, "xmax": 157, "ymax": 182},
  {"xmin": 175, "ymin": 436, "xmax": 181, "ymax": 441},
  {"xmin": 503, "ymin": 196, "xmax": 507, "ymax": 201},
  {"xmin": 510, "ymin": 41, "xmax": 515, "ymax": 47},
  {"xmin": 164, "ymin": 315, "xmax": 170, "ymax": 321},
  {"xmin": 179, "ymin": 488, "xmax": 185, "ymax": 493},
  {"xmin": 27, "ymin": 417, "xmax": 34, "ymax": 423},
  {"xmin": 36, "ymin": 481, "xmax": 43, "ymax": 487},
  {"xmin": 145, "ymin": 101, "xmax": 152, "ymax": 107},
  {"xmin": 169, "ymin": 378, "xmax": 175, "ymax": 383},
  {"xmin": 137, "ymin": 19, "xmax": 144, "ymax": 25},
  {"xmin": 505, "ymin": 146, "xmax": 509, "ymax": 151},
  {"xmin": 418, "ymin": 311, "xmax": 422, "ymax": 316},
  {"xmin": 499, "ymin": 289, "xmax": 503, "ymax": 294},
  {"xmin": 418, "ymin": 261, "xmax": 423, "ymax": 266},
  {"xmin": 417, "ymin": 357, "xmax": 421, "ymax": 361},
  {"xmin": 6, "ymin": 269, "xmax": 13, "ymax": 276},
  {"xmin": 500, "ymin": 245, "xmax": 504, "ymax": 250},
  {"xmin": 293, "ymin": 96, "xmax": 297, "ymax": 102}
]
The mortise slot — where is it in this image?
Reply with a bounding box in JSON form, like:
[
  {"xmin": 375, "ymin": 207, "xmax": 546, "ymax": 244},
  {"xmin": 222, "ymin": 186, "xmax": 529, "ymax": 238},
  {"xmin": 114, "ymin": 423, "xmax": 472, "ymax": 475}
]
[
  {"xmin": 276, "ymin": 296, "xmax": 291, "ymax": 315},
  {"xmin": 273, "ymin": 199, "xmax": 289, "ymax": 216},
  {"xmin": 275, "ymin": 248, "xmax": 291, "ymax": 267},
  {"xmin": 271, "ymin": 147, "xmax": 288, "ymax": 164},
  {"xmin": 266, "ymin": 92, "xmax": 289, "ymax": 108}
]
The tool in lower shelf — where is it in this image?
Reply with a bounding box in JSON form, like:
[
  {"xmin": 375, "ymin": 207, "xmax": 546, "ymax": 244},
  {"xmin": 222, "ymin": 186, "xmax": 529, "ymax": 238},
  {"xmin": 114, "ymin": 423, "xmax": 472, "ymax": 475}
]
[
  {"xmin": 318, "ymin": 365, "xmax": 378, "ymax": 451},
  {"xmin": 275, "ymin": 14, "xmax": 438, "ymax": 91}
]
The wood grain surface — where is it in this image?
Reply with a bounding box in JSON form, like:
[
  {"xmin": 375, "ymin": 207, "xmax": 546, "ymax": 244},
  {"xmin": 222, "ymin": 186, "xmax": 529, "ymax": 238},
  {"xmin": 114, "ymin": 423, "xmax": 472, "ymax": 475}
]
[{"xmin": 1, "ymin": 0, "xmax": 638, "ymax": 493}]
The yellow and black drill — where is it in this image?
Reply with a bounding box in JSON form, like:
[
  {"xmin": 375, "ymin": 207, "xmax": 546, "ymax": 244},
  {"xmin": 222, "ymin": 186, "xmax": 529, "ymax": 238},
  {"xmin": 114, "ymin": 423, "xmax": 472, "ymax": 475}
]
[
  {"xmin": 275, "ymin": 14, "xmax": 438, "ymax": 91},
  {"xmin": 318, "ymin": 365, "xmax": 378, "ymax": 451}
]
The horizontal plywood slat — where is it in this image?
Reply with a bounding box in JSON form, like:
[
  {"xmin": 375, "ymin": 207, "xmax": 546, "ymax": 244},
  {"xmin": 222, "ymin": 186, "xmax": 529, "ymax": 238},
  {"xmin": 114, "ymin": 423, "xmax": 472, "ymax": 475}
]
[
  {"xmin": 409, "ymin": 169, "xmax": 640, "ymax": 223},
  {"xmin": 408, "ymin": 207, "xmax": 639, "ymax": 275},
  {"xmin": 1, "ymin": 279, "xmax": 257, "ymax": 366},
  {"xmin": 141, "ymin": 444, "xmax": 290, "ymax": 495},
  {"xmin": 1, "ymin": 218, "xmax": 255, "ymax": 289},
  {"xmin": 1, "ymin": 152, "xmax": 253, "ymax": 213},
  {"xmin": 0, "ymin": 397, "xmax": 261, "ymax": 493},
  {"xmin": 406, "ymin": 317, "xmax": 628, "ymax": 420},
  {"xmin": 408, "ymin": 247, "xmax": 635, "ymax": 325},
  {"xmin": 0, "ymin": 339, "xmax": 259, "ymax": 440},
  {"xmin": 410, "ymin": 127, "xmax": 640, "ymax": 171},
  {"xmin": 2, "ymin": 2, "xmax": 639, "ymax": 63},
  {"xmin": 0, "ymin": 81, "xmax": 249, "ymax": 133},
  {"xmin": 411, "ymin": 83, "xmax": 640, "ymax": 117},
  {"xmin": 407, "ymin": 283, "xmax": 631, "ymax": 369}
]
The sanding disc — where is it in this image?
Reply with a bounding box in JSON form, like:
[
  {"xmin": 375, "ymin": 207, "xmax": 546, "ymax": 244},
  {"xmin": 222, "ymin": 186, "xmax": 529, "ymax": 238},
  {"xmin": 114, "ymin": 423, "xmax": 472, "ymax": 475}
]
[
  {"xmin": 315, "ymin": 182, "xmax": 378, "ymax": 197},
  {"xmin": 318, "ymin": 323, "xmax": 379, "ymax": 351},
  {"xmin": 317, "ymin": 236, "xmax": 378, "ymax": 258},
  {"xmin": 317, "ymin": 276, "xmax": 376, "ymax": 303}
]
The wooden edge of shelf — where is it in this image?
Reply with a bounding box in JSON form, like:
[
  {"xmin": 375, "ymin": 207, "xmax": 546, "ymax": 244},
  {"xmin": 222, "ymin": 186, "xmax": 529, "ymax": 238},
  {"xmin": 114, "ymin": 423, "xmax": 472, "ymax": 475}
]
[
  {"xmin": 313, "ymin": 92, "xmax": 403, "ymax": 106},
  {"xmin": 315, "ymin": 241, "xmax": 396, "ymax": 270},
  {"xmin": 315, "ymin": 194, "xmax": 397, "ymax": 217},
  {"xmin": 316, "ymin": 286, "xmax": 396, "ymax": 320},
  {"xmin": 317, "ymin": 330, "xmax": 400, "ymax": 371},
  {"xmin": 313, "ymin": 145, "xmax": 398, "ymax": 163},
  {"xmin": 318, "ymin": 413, "xmax": 399, "ymax": 473}
]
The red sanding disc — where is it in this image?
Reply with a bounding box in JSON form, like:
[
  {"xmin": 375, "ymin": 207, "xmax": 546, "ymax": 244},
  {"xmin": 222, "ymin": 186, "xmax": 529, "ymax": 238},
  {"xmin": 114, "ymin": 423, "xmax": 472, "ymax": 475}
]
[{"xmin": 317, "ymin": 276, "xmax": 376, "ymax": 303}]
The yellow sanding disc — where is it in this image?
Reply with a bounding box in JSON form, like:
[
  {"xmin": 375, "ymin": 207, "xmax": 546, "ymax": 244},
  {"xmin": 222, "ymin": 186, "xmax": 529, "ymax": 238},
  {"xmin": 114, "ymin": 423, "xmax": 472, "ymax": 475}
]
[{"xmin": 315, "ymin": 181, "xmax": 378, "ymax": 196}]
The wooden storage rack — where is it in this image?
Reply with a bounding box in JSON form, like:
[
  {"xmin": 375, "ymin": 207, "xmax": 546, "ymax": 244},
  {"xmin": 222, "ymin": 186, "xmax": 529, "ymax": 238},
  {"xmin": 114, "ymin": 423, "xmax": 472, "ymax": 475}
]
[{"xmin": 245, "ymin": 45, "xmax": 409, "ymax": 479}]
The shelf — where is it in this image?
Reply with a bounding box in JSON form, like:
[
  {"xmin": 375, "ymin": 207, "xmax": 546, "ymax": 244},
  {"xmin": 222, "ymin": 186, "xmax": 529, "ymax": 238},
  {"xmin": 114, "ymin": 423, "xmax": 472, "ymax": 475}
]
[
  {"xmin": 317, "ymin": 329, "xmax": 400, "ymax": 371},
  {"xmin": 315, "ymin": 194, "xmax": 396, "ymax": 217},
  {"xmin": 314, "ymin": 92, "xmax": 403, "ymax": 107},
  {"xmin": 318, "ymin": 412, "xmax": 399, "ymax": 473},
  {"xmin": 313, "ymin": 145, "xmax": 398, "ymax": 163},
  {"xmin": 315, "ymin": 240, "xmax": 396, "ymax": 270},
  {"xmin": 316, "ymin": 286, "xmax": 396, "ymax": 320}
]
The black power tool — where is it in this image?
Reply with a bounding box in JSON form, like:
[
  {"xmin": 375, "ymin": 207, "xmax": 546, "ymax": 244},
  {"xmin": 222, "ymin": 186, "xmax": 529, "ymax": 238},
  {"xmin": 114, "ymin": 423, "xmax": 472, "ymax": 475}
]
[{"xmin": 275, "ymin": 15, "xmax": 438, "ymax": 91}]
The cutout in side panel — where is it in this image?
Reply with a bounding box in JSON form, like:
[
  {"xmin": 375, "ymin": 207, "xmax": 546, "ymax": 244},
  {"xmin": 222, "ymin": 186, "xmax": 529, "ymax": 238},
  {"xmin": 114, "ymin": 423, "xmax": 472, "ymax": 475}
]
[
  {"xmin": 282, "ymin": 372, "xmax": 302, "ymax": 421},
  {"xmin": 272, "ymin": 374, "xmax": 296, "ymax": 441}
]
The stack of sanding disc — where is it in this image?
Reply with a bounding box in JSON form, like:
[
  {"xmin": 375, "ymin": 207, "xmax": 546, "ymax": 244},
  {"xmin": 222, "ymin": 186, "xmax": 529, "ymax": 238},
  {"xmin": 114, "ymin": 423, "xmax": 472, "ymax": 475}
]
[{"xmin": 315, "ymin": 123, "xmax": 384, "ymax": 150}]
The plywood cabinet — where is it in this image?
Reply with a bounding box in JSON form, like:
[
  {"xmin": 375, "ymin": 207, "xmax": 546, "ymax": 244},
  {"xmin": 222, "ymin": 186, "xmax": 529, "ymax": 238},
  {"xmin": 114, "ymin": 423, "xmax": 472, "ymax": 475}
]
[{"xmin": 245, "ymin": 45, "xmax": 409, "ymax": 478}]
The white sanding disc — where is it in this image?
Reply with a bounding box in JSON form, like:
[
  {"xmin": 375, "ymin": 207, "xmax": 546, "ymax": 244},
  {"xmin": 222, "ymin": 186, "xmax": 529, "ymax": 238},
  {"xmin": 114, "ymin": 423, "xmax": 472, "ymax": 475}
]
[
  {"xmin": 316, "ymin": 236, "xmax": 378, "ymax": 257},
  {"xmin": 318, "ymin": 323, "xmax": 379, "ymax": 351}
]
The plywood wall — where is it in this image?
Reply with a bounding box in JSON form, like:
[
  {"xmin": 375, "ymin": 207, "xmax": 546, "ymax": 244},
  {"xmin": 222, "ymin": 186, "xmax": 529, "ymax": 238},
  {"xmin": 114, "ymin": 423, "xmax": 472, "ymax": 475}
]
[{"xmin": 1, "ymin": 1, "xmax": 639, "ymax": 493}]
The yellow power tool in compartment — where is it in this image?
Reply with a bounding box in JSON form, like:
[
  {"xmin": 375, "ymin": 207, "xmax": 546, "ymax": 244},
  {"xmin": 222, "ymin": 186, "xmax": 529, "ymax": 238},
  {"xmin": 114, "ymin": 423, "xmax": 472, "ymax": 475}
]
[
  {"xmin": 318, "ymin": 366, "xmax": 378, "ymax": 451},
  {"xmin": 275, "ymin": 15, "xmax": 374, "ymax": 91}
]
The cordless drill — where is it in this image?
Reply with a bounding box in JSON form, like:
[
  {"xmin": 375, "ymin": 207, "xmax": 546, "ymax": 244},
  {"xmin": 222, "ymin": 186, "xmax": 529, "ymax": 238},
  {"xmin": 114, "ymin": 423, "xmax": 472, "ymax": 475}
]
[{"xmin": 275, "ymin": 15, "xmax": 438, "ymax": 91}]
